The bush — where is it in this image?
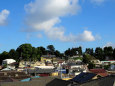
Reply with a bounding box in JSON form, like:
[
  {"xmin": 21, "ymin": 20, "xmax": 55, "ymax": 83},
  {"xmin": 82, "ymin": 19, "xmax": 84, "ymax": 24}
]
[
  {"xmin": 104, "ymin": 65, "xmax": 110, "ymax": 70},
  {"xmin": 88, "ymin": 62, "xmax": 95, "ymax": 69}
]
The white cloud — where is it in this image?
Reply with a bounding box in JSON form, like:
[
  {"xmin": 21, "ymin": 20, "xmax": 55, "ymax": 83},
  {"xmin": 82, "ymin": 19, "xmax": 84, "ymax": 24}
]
[
  {"xmin": 24, "ymin": 0, "xmax": 96, "ymax": 42},
  {"xmin": 104, "ymin": 42, "xmax": 115, "ymax": 48},
  {"xmin": 0, "ymin": 9, "xmax": 10, "ymax": 26},
  {"xmin": 76, "ymin": 30, "xmax": 95, "ymax": 42},
  {"xmin": 90, "ymin": 0, "xmax": 105, "ymax": 5}
]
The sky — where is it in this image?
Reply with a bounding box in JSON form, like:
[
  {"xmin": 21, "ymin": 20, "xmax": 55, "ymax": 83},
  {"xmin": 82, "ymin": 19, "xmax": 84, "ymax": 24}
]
[{"xmin": 0, "ymin": 0, "xmax": 115, "ymax": 53}]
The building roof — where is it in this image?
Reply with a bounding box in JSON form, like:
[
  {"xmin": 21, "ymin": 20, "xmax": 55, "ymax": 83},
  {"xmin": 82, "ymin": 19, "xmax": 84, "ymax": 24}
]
[
  {"xmin": 0, "ymin": 71, "xmax": 30, "ymax": 83},
  {"xmin": 71, "ymin": 72, "xmax": 97, "ymax": 83},
  {"xmin": 75, "ymin": 75, "xmax": 115, "ymax": 86},
  {"xmin": 46, "ymin": 78, "xmax": 71, "ymax": 86},
  {"xmin": 41, "ymin": 55, "xmax": 56, "ymax": 58},
  {"xmin": 2, "ymin": 59, "xmax": 16, "ymax": 64},
  {"xmin": 27, "ymin": 68, "xmax": 55, "ymax": 74},
  {"xmin": 89, "ymin": 69, "xmax": 108, "ymax": 77},
  {"xmin": 0, "ymin": 76, "xmax": 71, "ymax": 86}
]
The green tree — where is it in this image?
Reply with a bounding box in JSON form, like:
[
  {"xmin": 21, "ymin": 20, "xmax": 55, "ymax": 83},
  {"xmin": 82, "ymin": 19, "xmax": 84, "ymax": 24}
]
[
  {"xmin": 0, "ymin": 51, "xmax": 9, "ymax": 64},
  {"xmin": 31, "ymin": 47, "xmax": 38, "ymax": 61},
  {"xmin": 37, "ymin": 47, "xmax": 42, "ymax": 61},
  {"xmin": 88, "ymin": 62, "xmax": 95, "ymax": 69},
  {"xmin": 47, "ymin": 45, "xmax": 55, "ymax": 54},
  {"xmin": 54, "ymin": 50, "xmax": 61, "ymax": 57},
  {"xmin": 78, "ymin": 46, "xmax": 82, "ymax": 55},
  {"xmin": 85, "ymin": 48, "xmax": 94, "ymax": 56},
  {"xmin": 95, "ymin": 47, "xmax": 104, "ymax": 60},
  {"xmin": 16, "ymin": 44, "xmax": 33, "ymax": 61},
  {"xmin": 113, "ymin": 48, "xmax": 115, "ymax": 60},
  {"xmin": 38, "ymin": 46, "xmax": 46, "ymax": 55},
  {"xmin": 83, "ymin": 54, "xmax": 95, "ymax": 64},
  {"xmin": 104, "ymin": 46, "xmax": 113, "ymax": 60},
  {"xmin": 65, "ymin": 48, "xmax": 71, "ymax": 56},
  {"xmin": 9, "ymin": 49, "xmax": 19, "ymax": 60}
]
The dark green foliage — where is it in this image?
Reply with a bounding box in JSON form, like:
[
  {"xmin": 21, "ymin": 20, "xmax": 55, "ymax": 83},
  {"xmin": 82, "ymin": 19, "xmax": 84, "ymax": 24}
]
[
  {"xmin": 54, "ymin": 50, "xmax": 61, "ymax": 57},
  {"xmin": 95, "ymin": 47, "xmax": 104, "ymax": 60},
  {"xmin": 16, "ymin": 44, "xmax": 33, "ymax": 61},
  {"xmin": 64, "ymin": 46, "xmax": 82, "ymax": 57},
  {"xmin": 0, "ymin": 43, "xmax": 115, "ymax": 64},
  {"xmin": 0, "ymin": 51, "xmax": 9, "ymax": 64},
  {"xmin": 113, "ymin": 49, "xmax": 115, "ymax": 60},
  {"xmin": 38, "ymin": 46, "xmax": 47, "ymax": 55},
  {"xmin": 85, "ymin": 48, "xmax": 94, "ymax": 56},
  {"xmin": 47, "ymin": 45, "xmax": 55, "ymax": 54},
  {"xmin": 9, "ymin": 49, "xmax": 19, "ymax": 60},
  {"xmin": 104, "ymin": 46, "xmax": 113, "ymax": 60},
  {"xmin": 88, "ymin": 62, "xmax": 95, "ymax": 69},
  {"xmin": 83, "ymin": 54, "xmax": 95, "ymax": 64},
  {"xmin": 104, "ymin": 65, "xmax": 110, "ymax": 70}
]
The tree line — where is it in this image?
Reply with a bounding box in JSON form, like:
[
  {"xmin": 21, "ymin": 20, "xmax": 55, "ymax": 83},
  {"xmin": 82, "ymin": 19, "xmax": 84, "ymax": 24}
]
[
  {"xmin": 0, "ymin": 44, "xmax": 63, "ymax": 64},
  {"xmin": 64, "ymin": 46, "xmax": 115, "ymax": 60},
  {"xmin": 0, "ymin": 43, "xmax": 115, "ymax": 64}
]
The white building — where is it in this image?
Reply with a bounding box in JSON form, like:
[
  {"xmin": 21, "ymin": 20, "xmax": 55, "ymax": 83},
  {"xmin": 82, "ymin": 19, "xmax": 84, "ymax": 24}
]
[{"xmin": 2, "ymin": 59, "xmax": 16, "ymax": 70}]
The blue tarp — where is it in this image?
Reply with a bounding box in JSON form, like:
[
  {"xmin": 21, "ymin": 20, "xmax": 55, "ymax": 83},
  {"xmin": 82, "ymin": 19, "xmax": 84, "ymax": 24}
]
[
  {"xmin": 20, "ymin": 76, "xmax": 40, "ymax": 82},
  {"xmin": 20, "ymin": 78, "xmax": 31, "ymax": 82},
  {"xmin": 31, "ymin": 76, "xmax": 40, "ymax": 78}
]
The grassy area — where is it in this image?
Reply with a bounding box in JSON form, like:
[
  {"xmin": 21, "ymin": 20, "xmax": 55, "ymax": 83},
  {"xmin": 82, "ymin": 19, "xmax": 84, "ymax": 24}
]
[{"xmin": 73, "ymin": 57, "xmax": 83, "ymax": 61}]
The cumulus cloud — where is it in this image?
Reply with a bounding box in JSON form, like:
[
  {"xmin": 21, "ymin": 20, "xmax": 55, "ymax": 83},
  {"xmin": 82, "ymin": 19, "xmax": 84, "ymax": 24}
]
[
  {"xmin": 90, "ymin": 0, "xmax": 105, "ymax": 5},
  {"xmin": 24, "ymin": 0, "xmax": 96, "ymax": 42},
  {"xmin": 0, "ymin": 9, "xmax": 10, "ymax": 26},
  {"xmin": 76, "ymin": 30, "xmax": 95, "ymax": 42},
  {"xmin": 104, "ymin": 42, "xmax": 115, "ymax": 48}
]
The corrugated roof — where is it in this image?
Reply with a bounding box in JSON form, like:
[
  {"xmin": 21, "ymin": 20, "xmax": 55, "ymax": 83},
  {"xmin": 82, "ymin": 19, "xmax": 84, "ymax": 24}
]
[{"xmin": 89, "ymin": 69, "xmax": 108, "ymax": 77}]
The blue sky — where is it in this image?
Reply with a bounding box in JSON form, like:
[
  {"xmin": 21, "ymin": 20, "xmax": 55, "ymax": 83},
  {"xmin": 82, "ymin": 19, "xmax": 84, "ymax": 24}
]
[{"xmin": 0, "ymin": 0, "xmax": 115, "ymax": 53}]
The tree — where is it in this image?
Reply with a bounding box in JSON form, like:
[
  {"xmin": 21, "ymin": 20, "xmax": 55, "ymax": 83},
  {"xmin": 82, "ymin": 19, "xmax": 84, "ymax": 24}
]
[
  {"xmin": 104, "ymin": 46, "xmax": 113, "ymax": 60},
  {"xmin": 47, "ymin": 45, "xmax": 55, "ymax": 54},
  {"xmin": 37, "ymin": 47, "xmax": 42, "ymax": 61},
  {"xmin": 85, "ymin": 48, "xmax": 94, "ymax": 56},
  {"xmin": 95, "ymin": 47, "xmax": 104, "ymax": 60},
  {"xmin": 78, "ymin": 46, "xmax": 82, "ymax": 55},
  {"xmin": 9, "ymin": 49, "xmax": 19, "ymax": 60},
  {"xmin": 65, "ymin": 48, "xmax": 71, "ymax": 56},
  {"xmin": 31, "ymin": 47, "xmax": 38, "ymax": 61},
  {"xmin": 54, "ymin": 50, "xmax": 61, "ymax": 57},
  {"xmin": 83, "ymin": 54, "xmax": 95, "ymax": 64},
  {"xmin": 88, "ymin": 62, "xmax": 95, "ymax": 69},
  {"xmin": 38, "ymin": 46, "xmax": 46, "ymax": 55},
  {"xmin": 16, "ymin": 44, "xmax": 33, "ymax": 61},
  {"xmin": 0, "ymin": 51, "xmax": 9, "ymax": 64},
  {"xmin": 113, "ymin": 48, "xmax": 115, "ymax": 60}
]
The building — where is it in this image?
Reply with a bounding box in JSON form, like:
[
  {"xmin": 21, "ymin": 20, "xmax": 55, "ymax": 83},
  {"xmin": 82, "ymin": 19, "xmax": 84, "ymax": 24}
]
[
  {"xmin": 89, "ymin": 69, "xmax": 108, "ymax": 77},
  {"xmin": 27, "ymin": 68, "xmax": 55, "ymax": 76},
  {"xmin": 0, "ymin": 76, "xmax": 71, "ymax": 86},
  {"xmin": 0, "ymin": 71, "xmax": 30, "ymax": 83},
  {"xmin": 67, "ymin": 62, "xmax": 88, "ymax": 76},
  {"xmin": 19, "ymin": 61, "xmax": 45, "ymax": 68},
  {"xmin": 2, "ymin": 59, "xmax": 16, "ymax": 69},
  {"xmin": 71, "ymin": 72, "xmax": 97, "ymax": 84},
  {"xmin": 90, "ymin": 59, "xmax": 102, "ymax": 67},
  {"xmin": 74, "ymin": 75, "xmax": 115, "ymax": 86},
  {"xmin": 101, "ymin": 60, "xmax": 115, "ymax": 65},
  {"xmin": 41, "ymin": 55, "xmax": 56, "ymax": 63}
]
